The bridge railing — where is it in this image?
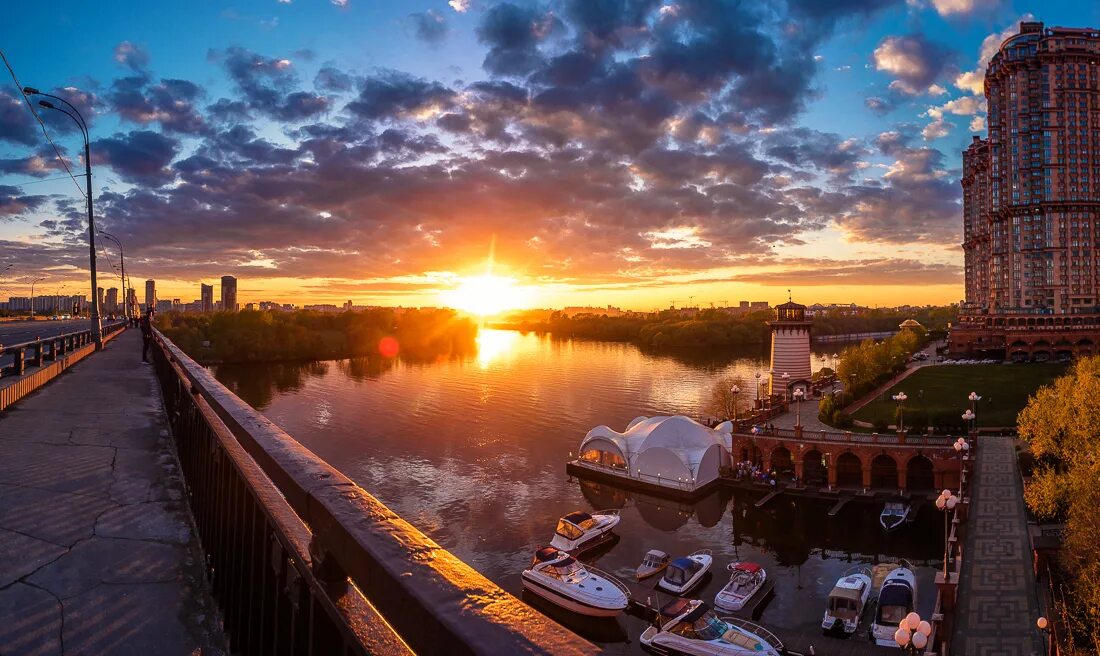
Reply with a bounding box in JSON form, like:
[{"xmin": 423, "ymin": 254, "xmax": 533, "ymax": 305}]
[
  {"xmin": 0, "ymin": 321, "xmax": 127, "ymax": 377},
  {"xmin": 736, "ymin": 426, "xmax": 957, "ymax": 447},
  {"xmin": 149, "ymin": 329, "xmax": 592, "ymax": 656}
]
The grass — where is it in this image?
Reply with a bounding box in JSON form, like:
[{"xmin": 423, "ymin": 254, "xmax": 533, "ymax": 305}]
[{"xmin": 852, "ymin": 362, "xmax": 1069, "ymax": 428}]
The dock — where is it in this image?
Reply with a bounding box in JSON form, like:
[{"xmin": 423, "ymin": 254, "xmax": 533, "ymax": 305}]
[
  {"xmin": 828, "ymin": 495, "xmax": 854, "ymax": 517},
  {"xmin": 754, "ymin": 488, "xmax": 783, "ymax": 508}
]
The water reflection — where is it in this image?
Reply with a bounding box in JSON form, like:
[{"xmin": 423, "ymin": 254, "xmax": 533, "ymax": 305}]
[{"xmin": 210, "ymin": 330, "xmax": 939, "ymax": 654}]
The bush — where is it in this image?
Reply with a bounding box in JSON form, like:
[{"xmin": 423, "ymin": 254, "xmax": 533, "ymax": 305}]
[
  {"xmin": 833, "ymin": 411, "xmax": 854, "ymax": 429},
  {"xmin": 872, "ymin": 418, "xmax": 889, "ymax": 432}
]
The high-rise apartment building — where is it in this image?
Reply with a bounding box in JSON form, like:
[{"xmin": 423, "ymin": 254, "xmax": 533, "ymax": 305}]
[
  {"xmin": 145, "ymin": 279, "xmax": 156, "ymax": 311},
  {"xmin": 221, "ymin": 276, "xmax": 238, "ymax": 313},
  {"xmin": 201, "ymin": 284, "xmax": 214, "ymax": 313},
  {"xmin": 106, "ymin": 287, "xmax": 119, "ymax": 313},
  {"xmin": 954, "ymin": 22, "xmax": 1100, "ymax": 359},
  {"xmin": 96, "ymin": 287, "xmax": 104, "ymax": 314}
]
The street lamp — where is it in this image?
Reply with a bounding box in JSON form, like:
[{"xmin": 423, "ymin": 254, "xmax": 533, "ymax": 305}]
[
  {"xmin": 731, "ymin": 384, "xmax": 741, "ymax": 421},
  {"xmin": 98, "ymin": 231, "xmax": 128, "ymax": 320},
  {"xmin": 968, "ymin": 391, "xmax": 981, "ymax": 417},
  {"xmin": 781, "ymin": 371, "xmax": 790, "ymax": 401},
  {"xmin": 961, "ymin": 409, "xmax": 975, "ymax": 434},
  {"xmin": 24, "ymin": 87, "xmax": 103, "ymax": 348},
  {"xmin": 792, "ymin": 387, "xmax": 805, "ymax": 429},
  {"xmin": 754, "ymin": 371, "xmax": 761, "ymax": 406},
  {"xmin": 954, "ymin": 436, "xmax": 970, "ymax": 493},
  {"xmin": 893, "ymin": 391, "xmax": 908, "ymax": 432},
  {"xmin": 894, "ymin": 612, "xmax": 933, "ymax": 653},
  {"xmin": 29, "ymin": 275, "xmax": 46, "ymax": 318},
  {"xmin": 936, "ymin": 489, "xmax": 959, "ymax": 578}
]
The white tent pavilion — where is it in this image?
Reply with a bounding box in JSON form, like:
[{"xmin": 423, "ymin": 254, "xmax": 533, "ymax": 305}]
[{"xmin": 576, "ymin": 415, "xmax": 732, "ymax": 492}]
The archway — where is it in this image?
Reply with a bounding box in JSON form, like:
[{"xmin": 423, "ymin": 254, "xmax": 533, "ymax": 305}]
[
  {"xmin": 870, "ymin": 454, "xmax": 898, "ymax": 489},
  {"xmin": 906, "ymin": 455, "xmax": 935, "ymax": 491},
  {"xmin": 836, "ymin": 452, "xmax": 862, "ymax": 488},
  {"xmin": 802, "ymin": 450, "xmax": 826, "ymax": 486},
  {"xmin": 770, "ymin": 446, "xmax": 793, "ymax": 474}
]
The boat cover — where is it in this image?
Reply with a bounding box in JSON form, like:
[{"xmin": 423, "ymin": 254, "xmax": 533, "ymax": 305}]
[
  {"xmin": 659, "ymin": 598, "xmax": 696, "ymax": 618},
  {"xmin": 535, "ymin": 547, "xmax": 563, "ymax": 561},
  {"xmin": 563, "ymin": 511, "xmax": 592, "ymax": 524},
  {"xmin": 733, "ymin": 562, "xmax": 762, "ymax": 573},
  {"xmin": 828, "ymin": 586, "xmax": 862, "ymax": 602}
]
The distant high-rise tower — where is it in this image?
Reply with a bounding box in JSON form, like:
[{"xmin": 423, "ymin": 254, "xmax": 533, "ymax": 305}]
[
  {"xmin": 96, "ymin": 287, "xmax": 104, "ymax": 314},
  {"xmin": 201, "ymin": 284, "xmax": 214, "ymax": 313},
  {"xmin": 127, "ymin": 288, "xmax": 137, "ymax": 315},
  {"xmin": 954, "ymin": 21, "xmax": 1100, "ymax": 359},
  {"xmin": 768, "ymin": 298, "xmax": 812, "ymax": 399},
  {"xmin": 221, "ymin": 276, "xmax": 238, "ymax": 313},
  {"xmin": 145, "ymin": 279, "xmax": 156, "ymax": 311},
  {"xmin": 105, "ymin": 287, "xmax": 119, "ymax": 313}
]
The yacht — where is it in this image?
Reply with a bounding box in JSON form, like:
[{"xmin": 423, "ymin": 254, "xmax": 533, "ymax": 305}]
[
  {"xmin": 639, "ymin": 598, "xmax": 784, "ymax": 655},
  {"xmin": 521, "ymin": 547, "xmax": 629, "ymax": 617},
  {"xmin": 879, "ymin": 502, "xmax": 911, "ymax": 531},
  {"xmin": 550, "ymin": 509, "xmax": 620, "ymax": 552},
  {"xmin": 636, "ymin": 549, "xmax": 671, "ymax": 580},
  {"xmin": 714, "ymin": 562, "xmax": 767, "ymax": 612},
  {"xmin": 657, "ymin": 550, "xmax": 712, "ymax": 595},
  {"xmin": 821, "ymin": 566, "xmax": 872, "ymax": 634},
  {"xmin": 871, "ymin": 566, "xmax": 918, "ymax": 646}
]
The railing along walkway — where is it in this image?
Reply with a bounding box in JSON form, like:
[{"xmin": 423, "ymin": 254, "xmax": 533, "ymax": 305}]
[{"xmin": 0, "ymin": 329, "xmax": 224, "ymax": 653}]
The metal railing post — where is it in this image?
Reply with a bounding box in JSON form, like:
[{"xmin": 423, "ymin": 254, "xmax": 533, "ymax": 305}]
[
  {"xmin": 33, "ymin": 338, "xmax": 43, "ymax": 367},
  {"xmin": 13, "ymin": 347, "xmax": 25, "ymax": 376}
]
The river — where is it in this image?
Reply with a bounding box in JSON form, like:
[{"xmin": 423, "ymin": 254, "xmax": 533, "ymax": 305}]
[{"xmin": 211, "ymin": 329, "xmax": 942, "ymax": 654}]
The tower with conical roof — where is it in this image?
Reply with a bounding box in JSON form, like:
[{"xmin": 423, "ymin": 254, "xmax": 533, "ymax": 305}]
[{"xmin": 768, "ymin": 294, "xmax": 812, "ymax": 399}]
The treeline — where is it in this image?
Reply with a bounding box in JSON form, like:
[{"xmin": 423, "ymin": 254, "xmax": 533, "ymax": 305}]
[
  {"xmin": 1019, "ymin": 358, "xmax": 1100, "ymax": 652},
  {"xmin": 818, "ymin": 329, "xmax": 925, "ymax": 427},
  {"xmin": 499, "ymin": 306, "xmax": 954, "ymax": 351},
  {"xmin": 156, "ymin": 308, "xmax": 478, "ymax": 364}
]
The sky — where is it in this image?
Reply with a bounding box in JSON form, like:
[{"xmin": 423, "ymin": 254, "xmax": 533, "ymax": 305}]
[{"xmin": 2, "ymin": 0, "xmax": 1099, "ymax": 311}]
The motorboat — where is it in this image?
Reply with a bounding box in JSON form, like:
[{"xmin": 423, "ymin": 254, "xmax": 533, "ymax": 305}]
[
  {"xmin": 640, "ymin": 598, "xmax": 784, "ymax": 656},
  {"xmin": 657, "ymin": 550, "xmax": 712, "ymax": 595},
  {"xmin": 821, "ymin": 566, "xmax": 872, "ymax": 634},
  {"xmin": 550, "ymin": 509, "xmax": 620, "ymax": 552},
  {"xmin": 714, "ymin": 562, "xmax": 767, "ymax": 612},
  {"xmin": 870, "ymin": 566, "xmax": 918, "ymax": 646},
  {"xmin": 521, "ymin": 546, "xmax": 629, "ymax": 617},
  {"xmin": 636, "ymin": 549, "xmax": 671, "ymax": 580},
  {"xmin": 879, "ymin": 502, "xmax": 911, "ymax": 531}
]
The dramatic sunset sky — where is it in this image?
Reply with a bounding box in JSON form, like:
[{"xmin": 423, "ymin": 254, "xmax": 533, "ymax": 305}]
[{"xmin": 2, "ymin": 1, "xmax": 1098, "ymax": 311}]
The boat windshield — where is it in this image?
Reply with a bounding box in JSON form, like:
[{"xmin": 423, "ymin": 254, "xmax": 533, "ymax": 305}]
[
  {"xmin": 544, "ymin": 558, "xmax": 586, "ymax": 582},
  {"xmin": 877, "ymin": 584, "xmax": 913, "ymax": 626},
  {"xmin": 555, "ymin": 519, "xmax": 583, "ymax": 540},
  {"xmin": 670, "ymin": 611, "xmax": 727, "ymax": 641},
  {"xmin": 576, "ymin": 516, "xmax": 598, "ymax": 530},
  {"xmin": 830, "ymin": 596, "xmax": 857, "ymax": 612}
]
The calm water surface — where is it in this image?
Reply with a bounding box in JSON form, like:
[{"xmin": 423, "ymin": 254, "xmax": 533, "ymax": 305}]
[{"xmin": 212, "ymin": 330, "xmax": 942, "ymax": 654}]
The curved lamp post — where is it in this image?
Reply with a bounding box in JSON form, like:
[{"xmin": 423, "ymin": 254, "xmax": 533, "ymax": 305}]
[
  {"xmin": 936, "ymin": 489, "xmax": 959, "ymax": 578},
  {"xmin": 98, "ymin": 231, "xmax": 128, "ymax": 320},
  {"xmin": 730, "ymin": 384, "xmax": 740, "ymax": 421},
  {"xmin": 893, "ymin": 391, "xmax": 909, "ymax": 432},
  {"xmin": 954, "ymin": 436, "xmax": 970, "ymax": 493},
  {"xmin": 23, "ymin": 87, "xmax": 102, "ymax": 348},
  {"xmin": 29, "ymin": 275, "xmax": 46, "ymax": 318},
  {"xmin": 792, "ymin": 387, "xmax": 805, "ymax": 429},
  {"xmin": 894, "ymin": 611, "xmax": 933, "ymax": 653}
]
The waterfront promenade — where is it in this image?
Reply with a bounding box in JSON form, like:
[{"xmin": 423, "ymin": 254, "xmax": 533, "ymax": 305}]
[
  {"xmin": 952, "ymin": 435, "xmax": 1043, "ymax": 655},
  {"xmin": 0, "ymin": 330, "xmax": 223, "ymax": 655}
]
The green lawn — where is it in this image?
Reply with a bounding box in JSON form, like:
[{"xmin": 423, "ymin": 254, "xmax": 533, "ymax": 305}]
[{"xmin": 852, "ymin": 363, "xmax": 1069, "ymax": 429}]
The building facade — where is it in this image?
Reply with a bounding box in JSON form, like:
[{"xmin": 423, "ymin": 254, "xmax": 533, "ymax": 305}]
[
  {"xmin": 201, "ymin": 284, "xmax": 214, "ymax": 313},
  {"xmin": 105, "ymin": 287, "xmax": 119, "ymax": 314},
  {"xmin": 145, "ymin": 279, "xmax": 156, "ymax": 311},
  {"xmin": 221, "ymin": 276, "xmax": 238, "ymax": 313},
  {"xmin": 954, "ymin": 21, "xmax": 1100, "ymax": 360}
]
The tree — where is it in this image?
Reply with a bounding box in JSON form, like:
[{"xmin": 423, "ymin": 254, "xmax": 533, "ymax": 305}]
[
  {"xmin": 706, "ymin": 374, "xmax": 746, "ymax": 421},
  {"xmin": 1018, "ymin": 356, "xmax": 1100, "ymax": 652}
]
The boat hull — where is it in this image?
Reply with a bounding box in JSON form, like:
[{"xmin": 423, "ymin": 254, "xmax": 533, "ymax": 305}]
[{"xmin": 521, "ymin": 573, "xmax": 625, "ymax": 618}]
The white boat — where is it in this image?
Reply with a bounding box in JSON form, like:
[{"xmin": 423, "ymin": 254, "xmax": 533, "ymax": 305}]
[
  {"xmin": 657, "ymin": 550, "xmax": 712, "ymax": 595},
  {"xmin": 879, "ymin": 502, "xmax": 911, "ymax": 531},
  {"xmin": 636, "ymin": 549, "xmax": 671, "ymax": 580},
  {"xmin": 639, "ymin": 598, "xmax": 784, "ymax": 655},
  {"xmin": 870, "ymin": 566, "xmax": 918, "ymax": 646},
  {"xmin": 521, "ymin": 546, "xmax": 629, "ymax": 617},
  {"xmin": 549, "ymin": 509, "xmax": 620, "ymax": 552},
  {"xmin": 714, "ymin": 562, "xmax": 767, "ymax": 612},
  {"xmin": 821, "ymin": 566, "xmax": 872, "ymax": 634}
]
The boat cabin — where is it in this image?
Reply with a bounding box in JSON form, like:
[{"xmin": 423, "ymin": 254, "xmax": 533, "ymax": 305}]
[
  {"xmin": 531, "ymin": 547, "xmax": 584, "ymax": 581},
  {"xmin": 876, "ymin": 578, "xmax": 915, "ymax": 627},
  {"xmin": 555, "ymin": 512, "xmax": 596, "ymax": 541},
  {"xmin": 665, "ymin": 557, "xmax": 704, "ymax": 586},
  {"xmin": 827, "ymin": 582, "xmax": 865, "ymax": 619}
]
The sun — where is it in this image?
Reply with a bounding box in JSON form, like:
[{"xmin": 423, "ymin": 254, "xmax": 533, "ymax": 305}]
[{"xmin": 441, "ymin": 274, "xmax": 530, "ymax": 316}]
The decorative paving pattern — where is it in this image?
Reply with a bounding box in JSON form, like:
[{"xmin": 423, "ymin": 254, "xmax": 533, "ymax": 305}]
[{"xmin": 952, "ymin": 436, "xmax": 1043, "ymax": 655}]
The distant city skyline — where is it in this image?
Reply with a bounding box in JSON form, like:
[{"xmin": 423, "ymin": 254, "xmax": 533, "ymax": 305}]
[{"xmin": 3, "ymin": 2, "xmax": 1100, "ymax": 311}]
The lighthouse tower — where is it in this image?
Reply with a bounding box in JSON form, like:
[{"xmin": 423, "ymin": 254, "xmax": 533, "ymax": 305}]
[{"xmin": 768, "ymin": 297, "xmax": 812, "ymax": 398}]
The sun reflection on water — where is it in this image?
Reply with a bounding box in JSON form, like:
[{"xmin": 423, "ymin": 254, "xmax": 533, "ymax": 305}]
[{"xmin": 475, "ymin": 329, "xmax": 520, "ymax": 368}]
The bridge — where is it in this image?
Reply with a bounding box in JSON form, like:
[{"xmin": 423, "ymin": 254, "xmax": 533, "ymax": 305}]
[{"xmin": 0, "ymin": 325, "xmax": 593, "ymax": 655}]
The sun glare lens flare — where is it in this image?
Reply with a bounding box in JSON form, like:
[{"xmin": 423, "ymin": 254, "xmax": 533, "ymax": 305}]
[
  {"xmin": 378, "ymin": 336, "xmax": 400, "ymax": 358},
  {"xmin": 440, "ymin": 274, "xmax": 529, "ymax": 316}
]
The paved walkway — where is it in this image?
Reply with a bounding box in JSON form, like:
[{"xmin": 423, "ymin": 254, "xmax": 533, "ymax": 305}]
[
  {"xmin": 952, "ymin": 436, "xmax": 1043, "ymax": 655},
  {"xmin": 0, "ymin": 330, "xmax": 223, "ymax": 655}
]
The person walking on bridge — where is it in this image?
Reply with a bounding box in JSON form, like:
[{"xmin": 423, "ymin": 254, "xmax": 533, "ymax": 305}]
[{"xmin": 141, "ymin": 309, "xmax": 153, "ymax": 363}]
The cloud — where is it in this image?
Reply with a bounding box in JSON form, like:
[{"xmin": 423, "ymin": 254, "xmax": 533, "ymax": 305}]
[
  {"xmin": 217, "ymin": 47, "xmax": 329, "ymax": 121},
  {"xmin": 476, "ymin": 2, "xmax": 563, "ymax": 76},
  {"xmin": 968, "ymin": 115, "xmax": 985, "ymax": 132},
  {"xmin": 449, "ymin": 0, "xmax": 470, "ymax": 12},
  {"xmin": 735, "ymin": 258, "xmax": 960, "ymax": 286},
  {"xmin": 926, "ymin": 0, "xmax": 1006, "ymax": 18},
  {"xmin": 331, "ymin": 0, "xmax": 347, "ymax": 6},
  {"xmin": 873, "ymin": 34, "xmax": 955, "ymax": 95},
  {"xmin": 113, "ymin": 41, "xmax": 150, "ymax": 72},
  {"xmin": 0, "ymin": 91, "xmax": 37, "ymax": 146},
  {"xmin": 864, "ymin": 96, "xmax": 894, "ymax": 115},
  {"xmin": 927, "ymin": 94, "xmax": 985, "ymax": 120},
  {"xmin": 0, "ymin": 185, "xmax": 47, "ymax": 217},
  {"xmin": 109, "ymin": 76, "xmax": 208, "ymax": 134},
  {"xmin": 954, "ymin": 15, "xmax": 1033, "ymax": 94},
  {"xmin": 762, "ymin": 128, "xmax": 867, "ymax": 181},
  {"xmin": 410, "ymin": 10, "xmax": 448, "ymax": 45},
  {"xmin": 921, "ymin": 117, "xmax": 953, "ymax": 140},
  {"xmin": 345, "ymin": 70, "xmax": 455, "ymax": 120},
  {"xmin": 92, "ymin": 130, "xmax": 180, "ymax": 185}
]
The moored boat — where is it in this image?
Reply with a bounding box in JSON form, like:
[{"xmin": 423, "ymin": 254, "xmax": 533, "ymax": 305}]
[
  {"xmin": 879, "ymin": 502, "xmax": 911, "ymax": 531},
  {"xmin": 821, "ymin": 566, "xmax": 872, "ymax": 634},
  {"xmin": 639, "ymin": 598, "xmax": 784, "ymax": 655},
  {"xmin": 521, "ymin": 546, "xmax": 630, "ymax": 617},
  {"xmin": 657, "ymin": 550, "xmax": 712, "ymax": 595},
  {"xmin": 714, "ymin": 562, "xmax": 767, "ymax": 612},
  {"xmin": 636, "ymin": 549, "xmax": 671, "ymax": 580},
  {"xmin": 550, "ymin": 509, "xmax": 620, "ymax": 552},
  {"xmin": 870, "ymin": 566, "xmax": 918, "ymax": 646}
]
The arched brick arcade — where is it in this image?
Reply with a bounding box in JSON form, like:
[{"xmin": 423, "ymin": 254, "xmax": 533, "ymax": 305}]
[
  {"xmin": 770, "ymin": 446, "xmax": 793, "ymax": 475},
  {"xmin": 802, "ymin": 449, "xmax": 827, "ymax": 486},
  {"xmin": 836, "ymin": 452, "xmax": 862, "ymax": 488},
  {"xmin": 870, "ymin": 454, "xmax": 899, "ymax": 489}
]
